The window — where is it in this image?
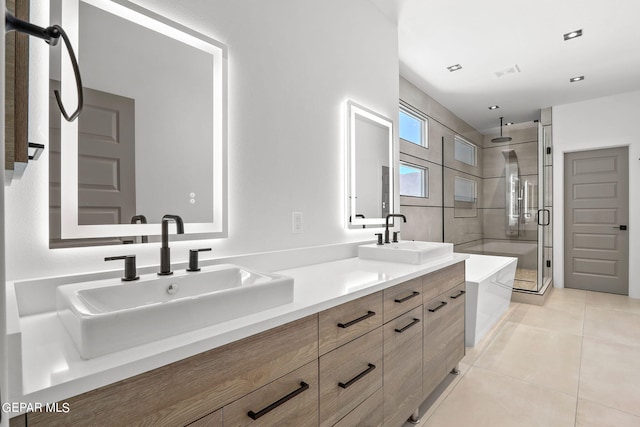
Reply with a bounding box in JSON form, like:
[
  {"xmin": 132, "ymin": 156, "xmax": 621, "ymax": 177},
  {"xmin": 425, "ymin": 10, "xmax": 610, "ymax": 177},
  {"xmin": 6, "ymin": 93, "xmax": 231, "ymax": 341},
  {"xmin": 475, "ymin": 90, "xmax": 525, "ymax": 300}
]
[
  {"xmin": 454, "ymin": 136, "xmax": 477, "ymax": 166},
  {"xmin": 400, "ymin": 163, "xmax": 428, "ymax": 197},
  {"xmin": 399, "ymin": 108, "xmax": 427, "ymax": 147}
]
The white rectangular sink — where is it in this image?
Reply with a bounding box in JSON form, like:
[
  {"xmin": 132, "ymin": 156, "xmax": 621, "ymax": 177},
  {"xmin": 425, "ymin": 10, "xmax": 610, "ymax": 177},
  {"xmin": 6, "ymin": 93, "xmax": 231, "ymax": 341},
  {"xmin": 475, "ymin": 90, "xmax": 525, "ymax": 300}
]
[
  {"xmin": 358, "ymin": 241, "xmax": 454, "ymax": 264},
  {"xmin": 57, "ymin": 264, "xmax": 294, "ymax": 359}
]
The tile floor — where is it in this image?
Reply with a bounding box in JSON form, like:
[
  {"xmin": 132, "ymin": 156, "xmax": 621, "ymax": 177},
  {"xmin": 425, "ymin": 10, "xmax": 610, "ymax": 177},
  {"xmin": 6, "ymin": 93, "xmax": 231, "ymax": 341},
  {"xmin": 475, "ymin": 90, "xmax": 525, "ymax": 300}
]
[{"xmin": 405, "ymin": 287, "xmax": 640, "ymax": 427}]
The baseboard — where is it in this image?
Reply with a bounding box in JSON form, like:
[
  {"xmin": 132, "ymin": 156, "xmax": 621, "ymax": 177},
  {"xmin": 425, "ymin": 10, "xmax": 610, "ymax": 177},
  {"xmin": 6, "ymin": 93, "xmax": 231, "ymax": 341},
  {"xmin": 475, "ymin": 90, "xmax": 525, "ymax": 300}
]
[{"xmin": 511, "ymin": 280, "xmax": 553, "ymax": 306}]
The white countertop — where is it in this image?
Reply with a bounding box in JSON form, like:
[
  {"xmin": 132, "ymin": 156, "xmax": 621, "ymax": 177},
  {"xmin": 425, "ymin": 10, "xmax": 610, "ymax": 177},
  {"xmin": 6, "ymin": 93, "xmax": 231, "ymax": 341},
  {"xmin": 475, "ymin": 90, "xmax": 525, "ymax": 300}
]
[{"xmin": 7, "ymin": 252, "xmax": 468, "ymax": 407}]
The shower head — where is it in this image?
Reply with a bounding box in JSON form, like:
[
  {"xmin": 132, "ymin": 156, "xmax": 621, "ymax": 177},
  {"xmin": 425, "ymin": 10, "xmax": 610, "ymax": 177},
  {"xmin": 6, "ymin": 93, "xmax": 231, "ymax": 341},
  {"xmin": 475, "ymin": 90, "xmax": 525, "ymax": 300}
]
[{"xmin": 491, "ymin": 117, "xmax": 512, "ymax": 143}]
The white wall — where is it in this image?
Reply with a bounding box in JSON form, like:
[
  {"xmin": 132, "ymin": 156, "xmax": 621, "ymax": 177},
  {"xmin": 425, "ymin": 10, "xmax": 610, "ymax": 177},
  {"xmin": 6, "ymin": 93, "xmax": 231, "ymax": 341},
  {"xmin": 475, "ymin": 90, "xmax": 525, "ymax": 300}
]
[
  {"xmin": 3, "ymin": 0, "xmax": 399, "ymax": 281},
  {"xmin": 552, "ymin": 90, "xmax": 640, "ymax": 298}
]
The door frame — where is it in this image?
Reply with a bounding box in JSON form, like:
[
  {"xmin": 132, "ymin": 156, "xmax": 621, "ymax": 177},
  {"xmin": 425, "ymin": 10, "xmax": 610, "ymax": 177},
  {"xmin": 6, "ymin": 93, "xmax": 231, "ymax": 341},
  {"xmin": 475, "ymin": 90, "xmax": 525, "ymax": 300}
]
[{"xmin": 559, "ymin": 145, "xmax": 630, "ymax": 294}]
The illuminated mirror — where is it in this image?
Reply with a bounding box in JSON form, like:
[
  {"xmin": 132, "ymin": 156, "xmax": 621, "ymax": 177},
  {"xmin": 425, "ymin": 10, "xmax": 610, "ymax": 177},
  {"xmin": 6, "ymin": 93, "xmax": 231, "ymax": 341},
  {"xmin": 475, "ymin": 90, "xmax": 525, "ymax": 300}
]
[
  {"xmin": 49, "ymin": 0, "xmax": 227, "ymax": 246},
  {"xmin": 345, "ymin": 100, "xmax": 394, "ymax": 228}
]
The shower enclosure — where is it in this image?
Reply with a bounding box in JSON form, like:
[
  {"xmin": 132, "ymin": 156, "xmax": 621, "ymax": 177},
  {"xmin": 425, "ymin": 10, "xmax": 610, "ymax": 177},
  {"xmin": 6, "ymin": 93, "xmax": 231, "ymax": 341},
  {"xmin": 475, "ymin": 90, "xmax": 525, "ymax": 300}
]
[{"xmin": 455, "ymin": 122, "xmax": 552, "ymax": 293}]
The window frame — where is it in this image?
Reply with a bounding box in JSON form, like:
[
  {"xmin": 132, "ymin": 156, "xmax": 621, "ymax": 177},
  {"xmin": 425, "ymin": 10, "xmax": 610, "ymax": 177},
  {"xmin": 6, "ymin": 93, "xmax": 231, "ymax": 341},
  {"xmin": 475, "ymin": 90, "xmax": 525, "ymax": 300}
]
[{"xmin": 399, "ymin": 161, "xmax": 429, "ymax": 198}]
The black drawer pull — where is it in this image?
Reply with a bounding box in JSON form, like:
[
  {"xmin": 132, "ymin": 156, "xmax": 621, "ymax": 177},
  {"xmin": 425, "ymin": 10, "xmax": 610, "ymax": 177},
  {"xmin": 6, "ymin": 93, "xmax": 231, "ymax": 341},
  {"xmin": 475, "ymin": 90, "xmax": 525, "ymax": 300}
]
[
  {"xmin": 338, "ymin": 311, "xmax": 376, "ymax": 328},
  {"xmin": 338, "ymin": 363, "xmax": 376, "ymax": 389},
  {"xmin": 394, "ymin": 291, "xmax": 420, "ymax": 303},
  {"xmin": 395, "ymin": 318, "xmax": 421, "ymax": 333},
  {"xmin": 247, "ymin": 381, "xmax": 309, "ymax": 420},
  {"xmin": 450, "ymin": 290, "xmax": 466, "ymax": 299},
  {"xmin": 428, "ymin": 301, "xmax": 447, "ymax": 312}
]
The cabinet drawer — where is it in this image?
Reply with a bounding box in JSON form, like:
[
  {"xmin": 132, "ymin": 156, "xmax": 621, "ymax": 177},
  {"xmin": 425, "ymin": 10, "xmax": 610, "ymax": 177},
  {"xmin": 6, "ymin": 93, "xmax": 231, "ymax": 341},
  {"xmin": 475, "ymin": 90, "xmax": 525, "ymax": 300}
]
[
  {"xmin": 423, "ymin": 283, "xmax": 465, "ymax": 400},
  {"xmin": 27, "ymin": 315, "xmax": 318, "ymax": 427},
  {"xmin": 186, "ymin": 409, "xmax": 222, "ymax": 427},
  {"xmin": 223, "ymin": 361, "xmax": 318, "ymax": 427},
  {"xmin": 383, "ymin": 277, "xmax": 422, "ymax": 322},
  {"xmin": 383, "ymin": 306, "xmax": 423, "ymax": 427},
  {"xmin": 332, "ymin": 387, "xmax": 383, "ymax": 427},
  {"xmin": 319, "ymin": 292, "xmax": 383, "ymax": 355},
  {"xmin": 422, "ymin": 262, "xmax": 465, "ymax": 303},
  {"xmin": 319, "ymin": 328, "xmax": 383, "ymax": 427}
]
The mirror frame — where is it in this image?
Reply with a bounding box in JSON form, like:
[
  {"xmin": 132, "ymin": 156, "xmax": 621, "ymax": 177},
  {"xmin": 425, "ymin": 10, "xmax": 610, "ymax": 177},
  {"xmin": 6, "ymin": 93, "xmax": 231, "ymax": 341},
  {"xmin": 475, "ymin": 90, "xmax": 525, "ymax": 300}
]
[
  {"xmin": 58, "ymin": 0, "xmax": 227, "ymax": 240},
  {"xmin": 345, "ymin": 100, "xmax": 394, "ymax": 228}
]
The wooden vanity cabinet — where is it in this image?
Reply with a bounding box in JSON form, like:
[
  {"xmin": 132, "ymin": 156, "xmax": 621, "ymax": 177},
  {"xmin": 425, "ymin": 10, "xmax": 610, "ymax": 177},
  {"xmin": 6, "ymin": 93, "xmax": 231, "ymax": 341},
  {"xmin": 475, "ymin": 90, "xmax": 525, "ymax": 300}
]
[
  {"xmin": 318, "ymin": 291, "xmax": 383, "ymax": 355},
  {"xmin": 186, "ymin": 409, "xmax": 222, "ymax": 427},
  {"xmin": 26, "ymin": 315, "xmax": 318, "ymax": 427},
  {"xmin": 422, "ymin": 276, "xmax": 466, "ymax": 401},
  {"xmin": 319, "ymin": 328, "xmax": 383, "ymax": 427},
  {"xmin": 383, "ymin": 305, "xmax": 423, "ymax": 427},
  {"xmin": 224, "ymin": 361, "xmax": 319, "ymax": 427}
]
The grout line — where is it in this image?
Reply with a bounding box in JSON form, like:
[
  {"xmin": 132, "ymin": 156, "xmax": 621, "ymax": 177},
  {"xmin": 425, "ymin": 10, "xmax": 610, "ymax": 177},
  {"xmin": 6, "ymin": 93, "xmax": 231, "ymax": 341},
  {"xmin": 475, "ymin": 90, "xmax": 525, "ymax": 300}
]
[{"xmin": 574, "ymin": 291, "xmax": 587, "ymax": 426}]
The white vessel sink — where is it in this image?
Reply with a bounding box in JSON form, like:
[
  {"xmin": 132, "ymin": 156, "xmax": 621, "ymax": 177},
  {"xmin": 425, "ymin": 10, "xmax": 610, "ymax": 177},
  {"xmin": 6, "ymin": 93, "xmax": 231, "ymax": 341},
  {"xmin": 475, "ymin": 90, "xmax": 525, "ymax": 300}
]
[
  {"xmin": 358, "ymin": 241, "xmax": 454, "ymax": 264},
  {"xmin": 57, "ymin": 264, "xmax": 294, "ymax": 359}
]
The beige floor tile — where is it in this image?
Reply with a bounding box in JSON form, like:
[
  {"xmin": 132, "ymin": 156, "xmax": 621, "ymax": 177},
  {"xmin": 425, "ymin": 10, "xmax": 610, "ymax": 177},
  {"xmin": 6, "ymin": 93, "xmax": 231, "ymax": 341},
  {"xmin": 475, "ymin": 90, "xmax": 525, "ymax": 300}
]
[
  {"xmin": 474, "ymin": 322, "xmax": 582, "ymax": 395},
  {"xmin": 585, "ymin": 290, "xmax": 640, "ymax": 314},
  {"xmin": 506, "ymin": 301, "xmax": 584, "ymax": 336},
  {"xmin": 549, "ymin": 287, "xmax": 587, "ymax": 301},
  {"xmin": 576, "ymin": 399, "xmax": 640, "ymax": 427},
  {"xmin": 583, "ymin": 306, "xmax": 640, "ymax": 347},
  {"xmin": 546, "ymin": 288, "xmax": 587, "ymax": 315},
  {"xmin": 422, "ymin": 367, "xmax": 577, "ymax": 427},
  {"xmin": 579, "ymin": 338, "xmax": 640, "ymax": 416},
  {"xmin": 462, "ymin": 302, "xmax": 520, "ymax": 365}
]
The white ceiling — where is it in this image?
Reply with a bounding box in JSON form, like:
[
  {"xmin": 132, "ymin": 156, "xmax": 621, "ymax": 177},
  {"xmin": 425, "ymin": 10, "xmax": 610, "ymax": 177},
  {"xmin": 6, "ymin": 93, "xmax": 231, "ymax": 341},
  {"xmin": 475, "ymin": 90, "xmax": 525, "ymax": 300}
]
[{"xmin": 372, "ymin": 0, "xmax": 640, "ymax": 134}]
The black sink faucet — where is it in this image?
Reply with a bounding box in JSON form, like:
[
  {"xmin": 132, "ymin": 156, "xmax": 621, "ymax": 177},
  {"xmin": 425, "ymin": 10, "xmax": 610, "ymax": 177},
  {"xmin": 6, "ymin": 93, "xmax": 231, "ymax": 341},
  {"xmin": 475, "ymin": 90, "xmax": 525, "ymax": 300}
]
[
  {"xmin": 384, "ymin": 214, "xmax": 406, "ymax": 244},
  {"xmin": 158, "ymin": 214, "xmax": 184, "ymax": 275}
]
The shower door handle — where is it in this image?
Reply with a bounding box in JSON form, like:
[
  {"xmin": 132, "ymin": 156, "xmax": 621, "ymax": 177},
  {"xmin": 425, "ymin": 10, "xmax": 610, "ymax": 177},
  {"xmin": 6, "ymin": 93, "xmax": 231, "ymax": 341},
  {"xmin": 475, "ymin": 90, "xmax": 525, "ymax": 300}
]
[{"xmin": 537, "ymin": 209, "xmax": 550, "ymax": 226}]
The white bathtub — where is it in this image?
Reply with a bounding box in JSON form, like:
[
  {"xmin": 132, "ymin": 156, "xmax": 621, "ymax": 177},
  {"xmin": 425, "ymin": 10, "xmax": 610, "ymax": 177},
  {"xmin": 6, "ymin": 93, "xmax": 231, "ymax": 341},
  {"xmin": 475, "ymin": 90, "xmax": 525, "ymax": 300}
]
[{"xmin": 464, "ymin": 254, "xmax": 517, "ymax": 347}]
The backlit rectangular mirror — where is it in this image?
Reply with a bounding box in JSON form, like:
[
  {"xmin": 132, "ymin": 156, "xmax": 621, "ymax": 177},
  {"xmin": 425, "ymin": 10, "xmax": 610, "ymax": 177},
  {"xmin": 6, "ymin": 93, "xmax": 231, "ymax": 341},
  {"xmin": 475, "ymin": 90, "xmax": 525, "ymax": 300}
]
[
  {"xmin": 49, "ymin": 0, "xmax": 227, "ymax": 247},
  {"xmin": 345, "ymin": 100, "xmax": 394, "ymax": 228}
]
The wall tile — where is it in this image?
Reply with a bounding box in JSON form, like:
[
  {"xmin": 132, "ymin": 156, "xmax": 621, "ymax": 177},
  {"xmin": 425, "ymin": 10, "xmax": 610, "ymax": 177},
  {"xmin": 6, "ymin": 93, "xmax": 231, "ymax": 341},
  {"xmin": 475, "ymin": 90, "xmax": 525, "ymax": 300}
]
[
  {"xmin": 482, "ymin": 208, "xmax": 538, "ymax": 241},
  {"xmin": 399, "ymin": 206, "xmax": 444, "ymax": 242},
  {"xmin": 444, "ymin": 207, "xmax": 483, "ymax": 245},
  {"xmin": 483, "ymin": 140, "xmax": 538, "ymax": 178}
]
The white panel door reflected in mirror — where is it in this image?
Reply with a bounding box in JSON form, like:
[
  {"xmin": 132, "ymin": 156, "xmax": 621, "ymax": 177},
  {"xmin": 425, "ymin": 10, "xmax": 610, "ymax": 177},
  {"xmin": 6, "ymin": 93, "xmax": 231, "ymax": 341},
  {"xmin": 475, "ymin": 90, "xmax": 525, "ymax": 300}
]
[{"xmin": 345, "ymin": 100, "xmax": 394, "ymax": 228}]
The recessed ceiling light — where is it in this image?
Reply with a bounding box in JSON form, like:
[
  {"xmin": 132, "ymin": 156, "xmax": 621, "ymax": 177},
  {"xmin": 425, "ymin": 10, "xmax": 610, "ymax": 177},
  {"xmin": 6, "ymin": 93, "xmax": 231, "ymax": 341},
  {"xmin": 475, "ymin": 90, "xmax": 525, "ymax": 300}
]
[
  {"xmin": 488, "ymin": 105, "xmax": 499, "ymax": 110},
  {"xmin": 505, "ymin": 122, "xmax": 514, "ymax": 126},
  {"xmin": 563, "ymin": 29, "xmax": 583, "ymax": 41},
  {"xmin": 447, "ymin": 64, "xmax": 462, "ymax": 72},
  {"xmin": 570, "ymin": 75, "xmax": 585, "ymax": 82}
]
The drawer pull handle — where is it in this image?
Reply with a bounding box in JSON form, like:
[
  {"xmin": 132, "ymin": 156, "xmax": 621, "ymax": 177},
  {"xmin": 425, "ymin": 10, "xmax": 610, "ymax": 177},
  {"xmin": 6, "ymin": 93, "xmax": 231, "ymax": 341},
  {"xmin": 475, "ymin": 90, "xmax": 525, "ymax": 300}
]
[
  {"xmin": 247, "ymin": 381, "xmax": 309, "ymax": 420},
  {"xmin": 337, "ymin": 311, "xmax": 376, "ymax": 328},
  {"xmin": 450, "ymin": 290, "xmax": 466, "ymax": 299},
  {"xmin": 428, "ymin": 301, "xmax": 448, "ymax": 312},
  {"xmin": 395, "ymin": 318, "xmax": 421, "ymax": 333},
  {"xmin": 394, "ymin": 291, "xmax": 420, "ymax": 303},
  {"xmin": 338, "ymin": 363, "xmax": 376, "ymax": 389}
]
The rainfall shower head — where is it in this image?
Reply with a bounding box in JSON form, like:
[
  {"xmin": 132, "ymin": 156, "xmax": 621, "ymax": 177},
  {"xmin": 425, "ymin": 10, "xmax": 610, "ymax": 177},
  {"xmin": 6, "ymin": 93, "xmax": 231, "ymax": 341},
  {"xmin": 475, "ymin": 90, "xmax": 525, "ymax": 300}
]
[{"xmin": 491, "ymin": 117, "xmax": 512, "ymax": 143}]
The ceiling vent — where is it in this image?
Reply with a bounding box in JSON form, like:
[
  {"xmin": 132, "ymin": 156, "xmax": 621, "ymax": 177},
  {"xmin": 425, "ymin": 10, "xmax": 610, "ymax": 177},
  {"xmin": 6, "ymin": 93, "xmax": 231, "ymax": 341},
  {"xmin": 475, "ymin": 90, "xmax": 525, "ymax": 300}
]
[{"xmin": 493, "ymin": 65, "xmax": 521, "ymax": 78}]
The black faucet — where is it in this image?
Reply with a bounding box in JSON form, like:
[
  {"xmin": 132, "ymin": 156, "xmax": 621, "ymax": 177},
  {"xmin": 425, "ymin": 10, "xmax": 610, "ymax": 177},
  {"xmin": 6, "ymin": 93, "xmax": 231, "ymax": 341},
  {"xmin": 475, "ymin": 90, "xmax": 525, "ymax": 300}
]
[
  {"xmin": 384, "ymin": 214, "xmax": 406, "ymax": 244},
  {"xmin": 130, "ymin": 214, "xmax": 148, "ymax": 244},
  {"xmin": 158, "ymin": 214, "xmax": 184, "ymax": 275}
]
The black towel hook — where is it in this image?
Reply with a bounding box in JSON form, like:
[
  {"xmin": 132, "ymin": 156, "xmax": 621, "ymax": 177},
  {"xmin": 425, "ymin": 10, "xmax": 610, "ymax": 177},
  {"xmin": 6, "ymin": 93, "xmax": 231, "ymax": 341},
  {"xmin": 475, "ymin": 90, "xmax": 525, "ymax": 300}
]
[{"xmin": 5, "ymin": 11, "xmax": 84, "ymax": 122}]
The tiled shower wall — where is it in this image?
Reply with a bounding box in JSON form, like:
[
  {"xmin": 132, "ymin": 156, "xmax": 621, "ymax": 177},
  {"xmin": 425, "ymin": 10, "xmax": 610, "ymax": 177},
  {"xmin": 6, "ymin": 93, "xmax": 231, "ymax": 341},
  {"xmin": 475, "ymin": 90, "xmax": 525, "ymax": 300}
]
[{"xmin": 398, "ymin": 78, "xmax": 484, "ymax": 246}]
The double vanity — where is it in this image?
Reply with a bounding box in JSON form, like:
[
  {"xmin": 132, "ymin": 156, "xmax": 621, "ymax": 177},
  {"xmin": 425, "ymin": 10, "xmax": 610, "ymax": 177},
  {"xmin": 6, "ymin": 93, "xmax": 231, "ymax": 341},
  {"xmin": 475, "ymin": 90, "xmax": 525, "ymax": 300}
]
[{"xmin": 6, "ymin": 242, "xmax": 467, "ymax": 426}]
